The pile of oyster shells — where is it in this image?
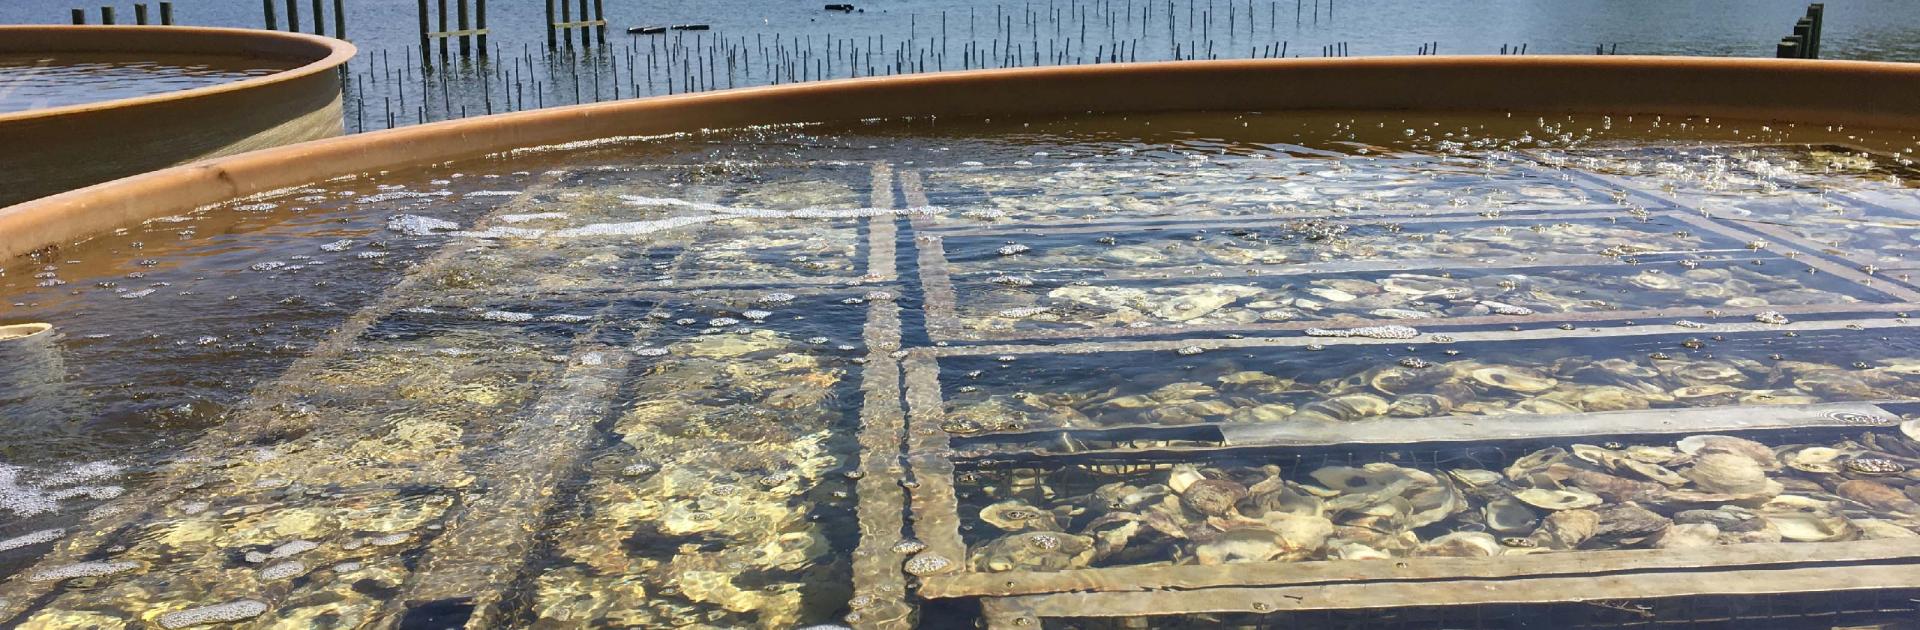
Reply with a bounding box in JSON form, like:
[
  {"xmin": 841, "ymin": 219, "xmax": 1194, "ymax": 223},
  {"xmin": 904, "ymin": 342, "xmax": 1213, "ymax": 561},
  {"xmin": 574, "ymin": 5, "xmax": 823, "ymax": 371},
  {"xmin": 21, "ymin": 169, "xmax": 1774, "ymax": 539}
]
[
  {"xmin": 955, "ymin": 220, "xmax": 1710, "ymax": 274},
  {"xmin": 943, "ymin": 350, "xmax": 1920, "ymax": 434},
  {"xmin": 928, "ymin": 159, "xmax": 1593, "ymax": 226},
  {"xmin": 959, "ymin": 263, "xmax": 1852, "ymax": 334},
  {"xmin": 963, "ymin": 422, "xmax": 1920, "ymax": 572}
]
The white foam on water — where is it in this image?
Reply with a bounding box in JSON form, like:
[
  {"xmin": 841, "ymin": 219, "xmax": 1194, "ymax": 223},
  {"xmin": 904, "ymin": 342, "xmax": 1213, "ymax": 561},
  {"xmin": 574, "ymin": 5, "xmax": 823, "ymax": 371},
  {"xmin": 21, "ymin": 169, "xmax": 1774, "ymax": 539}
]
[
  {"xmin": 548, "ymin": 215, "xmax": 718, "ymax": 238},
  {"xmin": 319, "ymin": 239, "xmax": 356, "ymax": 252},
  {"xmin": 0, "ymin": 528, "xmax": 64, "ymax": 552},
  {"xmin": 496, "ymin": 212, "xmax": 568, "ymax": 223},
  {"xmin": 542, "ymin": 314, "xmax": 593, "ymax": 323},
  {"xmin": 269, "ymin": 540, "xmax": 318, "ymax": 559},
  {"xmin": 480, "ymin": 310, "xmax": 535, "ymax": 323},
  {"xmin": 1, "ymin": 462, "xmax": 124, "ymax": 517},
  {"xmin": 357, "ymin": 190, "xmax": 452, "ymax": 204},
  {"xmin": 29, "ymin": 560, "xmax": 139, "ymax": 582},
  {"xmin": 119, "ymin": 289, "xmax": 155, "ymax": 299},
  {"xmin": 385, "ymin": 214, "xmax": 461, "ymax": 236},
  {"xmin": 259, "ymin": 560, "xmax": 305, "ymax": 580},
  {"xmin": 463, "ymin": 190, "xmax": 525, "ymax": 198},
  {"xmin": 448, "ymin": 226, "xmax": 551, "ymax": 239},
  {"xmin": 1304, "ymin": 325, "xmax": 1421, "ymax": 339},
  {"xmin": 158, "ymin": 600, "xmax": 269, "ymax": 629}
]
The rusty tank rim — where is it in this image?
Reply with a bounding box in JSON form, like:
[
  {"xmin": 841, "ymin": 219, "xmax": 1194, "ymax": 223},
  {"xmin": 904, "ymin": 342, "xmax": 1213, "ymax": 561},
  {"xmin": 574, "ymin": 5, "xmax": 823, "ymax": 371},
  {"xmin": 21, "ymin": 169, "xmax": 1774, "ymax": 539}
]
[{"xmin": 0, "ymin": 25, "xmax": 356, "ymax": 125}]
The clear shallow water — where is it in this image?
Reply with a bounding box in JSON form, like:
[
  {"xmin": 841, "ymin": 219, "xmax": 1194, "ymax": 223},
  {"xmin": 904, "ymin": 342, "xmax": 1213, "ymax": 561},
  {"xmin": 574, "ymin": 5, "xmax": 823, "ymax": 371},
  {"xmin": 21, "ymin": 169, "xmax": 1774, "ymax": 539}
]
[
  {"xmin": 0, "ymin": 53, "xmax": 292, "ymax": 113},
  {"xmin": 1, "ymin": 112, "xmax": 1919, "ymax": 627}
]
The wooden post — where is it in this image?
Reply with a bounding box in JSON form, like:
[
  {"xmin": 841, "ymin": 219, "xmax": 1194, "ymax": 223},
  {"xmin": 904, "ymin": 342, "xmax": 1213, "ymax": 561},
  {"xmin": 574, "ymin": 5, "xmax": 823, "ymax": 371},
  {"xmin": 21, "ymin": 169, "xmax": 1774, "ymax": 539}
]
[
  {"xmin": 594, "ymin": 0, "xmax": 606, "ymax": 45},
  {"xmin": 333, "ymin": 0, "xmax": 345, "ymax": 39},
  {"xmin": 561, "ymin": 0, "xmax": 574, "ymax": 49},
  {"xmin": 311, "ymin": 0, "xmax": 324, "ymax": 35},
  {"xmin": 264, "ymin": 0, "xmax": 276, "ymax": 29},
  {"xmin": 100, "ymin": 6, "xmax": 115, "ymax": 24},
  {"xmin": 160, "ymin": 1, "xmax": 173, "ymax": 24},
  {"xmin": 437, "ymin": 0, "xmax": 450, "ymax": 60},
  {"xmin": 1777, "ymin": 36, "xmax": 1801, "ymax": 59},
  {"xmin": 71, "ymin": 8, "xmax": 85, "ymax": 24},
  {"xmin": 285, "ymin": 0, "xmax": 299, "ymax": 32},
  {"xmin": 1793, "ymin": 19, "xmax": 1812, "ymax": 58},
  {"xmin": 1806, "ymin": 3, "xmax": 1824, "ymax": 59},
  {"xmin": 477, "ymin": 0, "xmax": 488, "ymax": 56},
  {"xmin": 134, "ymin": 4, "xmax": 149, "ymax": 24},
  {"xmin": 417, "ymin": 0, "xmax": 431, "ymax": 67},
  {"xmin": 577, "ymin": 0, "xmax": 591, "ymax": 48},
  {"xmin": 457, "ymin": 0, "xmax": 471, "ymax": 56},
  {"xmin": 545, "ymin": 0, "xmax": 557, "ymax": 50}
]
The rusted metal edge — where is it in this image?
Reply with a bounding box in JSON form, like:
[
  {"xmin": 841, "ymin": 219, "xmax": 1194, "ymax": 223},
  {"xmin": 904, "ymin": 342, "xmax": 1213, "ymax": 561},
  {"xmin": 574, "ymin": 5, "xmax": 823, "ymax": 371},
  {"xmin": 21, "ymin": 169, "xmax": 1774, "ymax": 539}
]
[
  {"xmin": 930, "ymin": 314, "xmax": 1916, "ymax": 358},
  {"xmin": 977, "ymin": 560, "xmax": 1920, "ymax": 622},
  {"xmin": 1669, "ymin": 212, "xmax": 1920, "ymax": 302},
  {"xmin": 920, "ymin": 203, "xmax": 1634, "ymax": 237},
  {"xmin": 922, "ymin": 536, "xmax": 1920, "ymax": 600},
  {"xmin": 0, "ymin": 174, "xmax": 575, "ymax": 622},
  {"xmin": 866, "ymin": 162, "xmax": 899, "ymax": 282},
  {"xmin": 949, "ymin": 401, "xmax": 1901, "ymax": 457},
  {"xmin": 902, "ymin": 351, "xmax": 969, "ymax": 578},
  {"xmin": 935, "ymin": 300, "xmax": 1920, "ymax": 348},
  {"xmin": 848, "ymin": 300, "xmax": 916, "ymax": 630}
]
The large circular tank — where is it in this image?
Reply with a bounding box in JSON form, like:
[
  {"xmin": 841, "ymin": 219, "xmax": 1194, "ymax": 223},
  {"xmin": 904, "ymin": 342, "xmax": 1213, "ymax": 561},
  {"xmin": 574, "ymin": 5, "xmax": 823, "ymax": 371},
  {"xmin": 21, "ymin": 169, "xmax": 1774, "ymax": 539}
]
[
  {"xmin": 0, "ymin": 26, "xmax": 354, "ymax": 208},
  {"xmin": 3, "ymin": 58, "xmax": 1920, "ymax": 629}
]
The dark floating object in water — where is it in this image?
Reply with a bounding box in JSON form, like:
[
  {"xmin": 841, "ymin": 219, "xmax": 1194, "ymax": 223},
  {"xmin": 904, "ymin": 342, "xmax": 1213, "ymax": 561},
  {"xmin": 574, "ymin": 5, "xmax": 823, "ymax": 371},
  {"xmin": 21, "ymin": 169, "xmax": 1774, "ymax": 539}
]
[
  {"xmin": 628, "ymin": 25, "xmax": 666, "ymax": 35},
  {"xmin": 825, "ymin": 4, "xmax": 855, "ymax": 11},
  {"xmin": 670, "ymin": 24, "xmax": 710, "ymax": 31}
]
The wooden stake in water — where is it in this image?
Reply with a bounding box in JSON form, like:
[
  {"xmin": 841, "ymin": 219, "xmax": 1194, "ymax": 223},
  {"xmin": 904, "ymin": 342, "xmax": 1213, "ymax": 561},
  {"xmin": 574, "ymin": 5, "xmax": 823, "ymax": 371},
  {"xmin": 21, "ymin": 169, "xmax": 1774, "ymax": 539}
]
[
  {"xmin": 134, "ymin": 4, "xmax": 148, "ymax": 25},
  {"xmin": 71, "ymin": 8, "xmax": 85, "ymax": 24}
]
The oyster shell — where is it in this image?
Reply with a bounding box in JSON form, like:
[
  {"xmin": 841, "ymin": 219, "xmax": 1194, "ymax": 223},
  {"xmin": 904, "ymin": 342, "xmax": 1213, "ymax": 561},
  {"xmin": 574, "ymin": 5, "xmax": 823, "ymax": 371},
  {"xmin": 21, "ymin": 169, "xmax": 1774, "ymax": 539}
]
[
  {"xmin": 979, "ymin": 500, "xmax": 1062, "ymax": 533},
  {"xmin": 970, "ymin": 532, "xmax": 1096, "ymax": 572},
  {"xmin": 1757, "ymin": 496, "xmax": 1856, "ymax": 543},
  {"xmin": 1468, "ymin": 366, "xmax": 1558, "ymax": 393},
  {"xmin": 1682, "ymin": 452, "xmax": 1774, "ymax": 495},
  {"xmin": 1178, "ymin": 478, "xmax": 1249, "ymax": 517},
  {"xmin": 1484, "ymin": 497, "xmax": 1539, "ymax": 534},
  {"xmin": 1528, "ymin": 508, "xmax": 1600, "ymax": 550},
  {"xmin": 1676, "ymin": 435, "xmax": 1781, "ymax": 471},
  {"xmin": 1413, "ymin": 531, "xmax": 1502, "ymax": 558},
  {"xmin": 1836, "ymin": 480, "xmax": 1920, "ymax": 514},
  {"xmin": 1512, "ymin": 488, "xmax": 1603, "ymax": 511}
]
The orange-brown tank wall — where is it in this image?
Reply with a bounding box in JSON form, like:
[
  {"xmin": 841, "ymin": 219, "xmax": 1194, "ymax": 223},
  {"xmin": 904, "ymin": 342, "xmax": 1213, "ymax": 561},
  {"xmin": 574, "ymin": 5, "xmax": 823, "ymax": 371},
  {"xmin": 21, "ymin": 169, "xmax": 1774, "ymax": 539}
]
[
  {"xmin": 0, "ymin": 26, "xmax": 354, "ymax": 209},
  {"xmin": 3, "ymin": 55, "xmax": 1918, "ymax": 261}
]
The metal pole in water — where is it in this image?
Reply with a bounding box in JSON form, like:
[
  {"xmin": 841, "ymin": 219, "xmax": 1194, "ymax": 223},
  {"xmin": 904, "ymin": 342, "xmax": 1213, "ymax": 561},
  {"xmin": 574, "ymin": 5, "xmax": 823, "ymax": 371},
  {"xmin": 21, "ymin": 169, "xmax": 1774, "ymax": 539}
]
[
  {"xmin": 134, "ymin": 4, "xmax": 148, "ymax": 25},
  {"xmin": 285, "ymin": 0, "xmax": 298, "ymax": 32},
  {"xmin": 264, "ymin": 0, "xmax": 276, "ymax": 29},
  {"xmin": 334, "ymin": 0, "xmax": 345, "ymax": 39},
  {"xmin": 311, "ymin": 0, "xmax": 323, "ymax": 35}
]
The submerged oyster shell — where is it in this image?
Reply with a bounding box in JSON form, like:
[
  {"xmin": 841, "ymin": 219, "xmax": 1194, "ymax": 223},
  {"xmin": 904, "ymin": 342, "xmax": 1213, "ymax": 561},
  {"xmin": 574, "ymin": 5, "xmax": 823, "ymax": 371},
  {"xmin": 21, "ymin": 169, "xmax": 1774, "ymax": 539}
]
[
  {"xmin": 1413, "ymin": 532, "xmax": 1502, "ymax": 558},
  {"xmin": 980, "ymin": 500, "xmax": 1062, "ymax": 532},
  {"xmin": 971, "ymin": 532, "xmax": 1096, "ymax": 572},
  {"xmin": 1512, "ymin": 488, "xmax": 1603, "ymax": 511}
]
